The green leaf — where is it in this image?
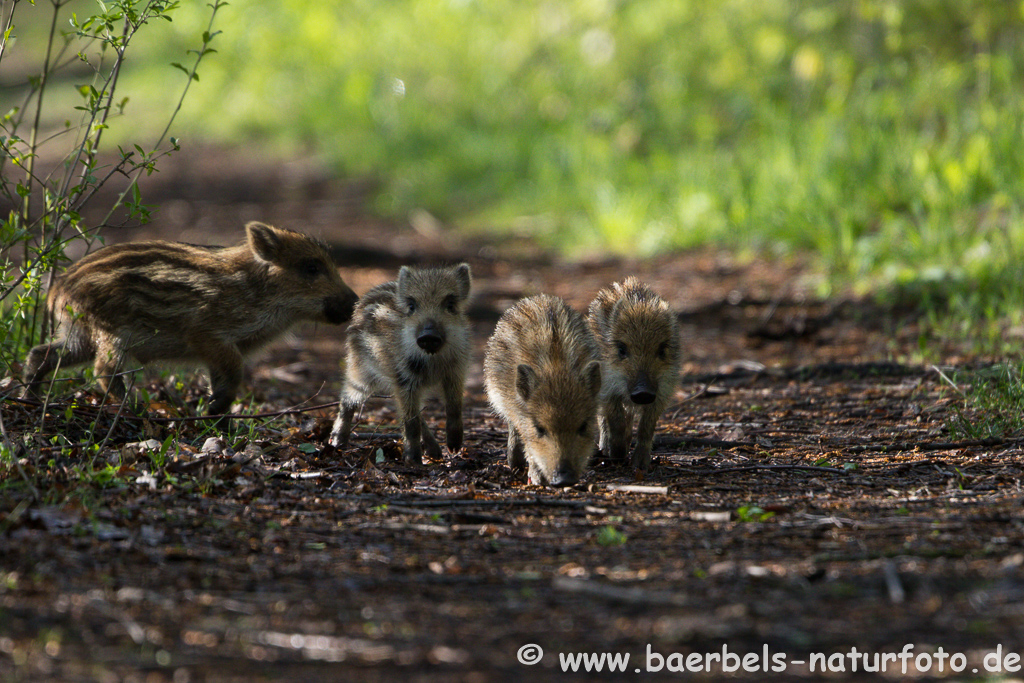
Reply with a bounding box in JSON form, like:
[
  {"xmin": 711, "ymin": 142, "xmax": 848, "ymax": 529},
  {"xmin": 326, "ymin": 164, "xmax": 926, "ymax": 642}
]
[{"xmin": 596, "ymin": 525, "xmax": 627, "ymax": 547}]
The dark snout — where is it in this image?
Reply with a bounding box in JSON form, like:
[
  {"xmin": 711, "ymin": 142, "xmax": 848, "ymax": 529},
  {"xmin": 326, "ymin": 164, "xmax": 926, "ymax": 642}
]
[
  {"xmin": 324, "ymin": 292, "xmax": 358, "ymax": 325},
  {"xmin": 416, "ymin": 319, "xmax": 446, "ymax": 354},
  {"xmin": 550, "ymin": 465, "xmax": 579, "ymax": 488},
  {"xmin": 629, "ymin": 371, "xmax": 657, "ymax": 405}
]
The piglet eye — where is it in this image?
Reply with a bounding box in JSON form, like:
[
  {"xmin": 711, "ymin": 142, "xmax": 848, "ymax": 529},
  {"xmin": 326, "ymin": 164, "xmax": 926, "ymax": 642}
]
[
  {"xmin": 444, "ymin": 295, "xmax": 459, "ymax": 314},
  {"xmin": 534, "ymin": 423, "xmax": 547, "ymax": 438},
  {"xmin": 615, "ymin": 341, "xmax": 628, "ymax": 359},
  {"xmin": 657, "ymin": 342, "xmax": 670, "ymax": 359},
  {"xmin": 299, "ymin": 258, "xmax": 323, "ymax": 278},
  {"xmin": 406, "ymin": 298, "xmax": 417, "ymax": 314},
  {"xmin": 578, "ymin": 421, "xmax": 588, "ymax": 436}
]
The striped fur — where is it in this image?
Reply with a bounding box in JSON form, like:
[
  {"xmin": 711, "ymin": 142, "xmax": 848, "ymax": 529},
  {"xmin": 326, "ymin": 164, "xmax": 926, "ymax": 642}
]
[
  {"xmin": 588, "ymin": 277, "xmax": 681, "ymax": 470},
  {"xmin": 484, "ymin": 295, "xmax": 601, "ymax": 486},
  {"xmin": 22, "ymin": 222, "xmax": 358, "ymax": 421}
]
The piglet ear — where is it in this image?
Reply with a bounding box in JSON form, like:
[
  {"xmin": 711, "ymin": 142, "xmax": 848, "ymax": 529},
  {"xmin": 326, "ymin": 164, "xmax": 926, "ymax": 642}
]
[
  {"xmin": 584, "ymin": 360, "xmax": 602, "ymax": 396},
  {"xmin": 516, "ymin": 364, "xmax": 537, "ymax": 402},
  {"xmin": 397, "ymin": 266, "xmax": 412, "ymax": 300},
  {"xmin": 453, "ymin": 263, "xmax": 472, "ymax": 299},
  {"xmin": 246, "ymin": 222, "xmax": 282, "ymax": 263}
]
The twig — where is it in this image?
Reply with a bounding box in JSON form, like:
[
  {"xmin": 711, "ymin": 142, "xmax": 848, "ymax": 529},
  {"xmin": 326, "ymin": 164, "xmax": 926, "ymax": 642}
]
[
  {"xmin": 667, "ymin": 375, "xmax": 725, "ymax": 420},
  {"xmin": 692, "ymin": 464, "xmax": 848, "ymax": 476},
  {"xmin": 654, "ymin": 435, "xmax": 757, "ymax": 450},
  {"xmin": 605, "ymin": 484, "xmax": 669, "ymax": 495},
  {"xmin": 846, "ymin": 437, "xmax": 1020, "ymax": 453},
  {"xmin": 552, "ymin": 576, "xmax": 688, "ymax": 607},
  {"xmin": 13, "ymin": 397, "xmax": 342, "ymax": 424},
  {"xmin": 94, "ymin": 373, "xmax": 135, "ymax": 456},
  {"xmin": 381, "ymin": 497, "xmax": 592, "ymax": 509},
  {"xmin": 139, "ymin": 401, "xmax": 343, "ymax": 423},
  {"xmin": 931, "ymin": 364, "xmax": 966, "ymax": 398}
]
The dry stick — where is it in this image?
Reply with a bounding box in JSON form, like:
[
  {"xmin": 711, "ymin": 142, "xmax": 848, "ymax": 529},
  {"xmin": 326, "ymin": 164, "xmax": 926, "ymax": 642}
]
[
  {"xmin": 666, "ymin": 375, "xmax": 725, "ymax": 421},
  {"xmin": 845, "ymin": 437, "xmax": 1020, "ymax": 453},
  {"xmin": 552, "ymin": 576, "xmax": 689, "ymax": 607},
  {"xmin": 656, "ymin": 435, "xmax": 760, "ymax": 450},
  {"xmin": 94, "ymin": 373, "xmax": 136, "ymax": 457},
  {"xmin": 692, "ymin": 464, "xmax": 848, "ymax": 476},
  {"xmin": 605, "ymin": 484, "xmax": 669, "ymax": 495},
  {"xmin": 381, "ymin": 497, "xmax": 592, "ymax": 509},
  {"xmin": 144, "ymin": 400, "xmax": 343, "ymax": 424},
  {"xmin": 15, "ymin": 396, "xmax": 342, "ymax": 424},
  {"xmin": 660, "ymin": 432, "xmax": 1020, "ymax": 455},
  {"xmin": 931, "ymin": 364, "xmax": 967, "ymax": 398}
]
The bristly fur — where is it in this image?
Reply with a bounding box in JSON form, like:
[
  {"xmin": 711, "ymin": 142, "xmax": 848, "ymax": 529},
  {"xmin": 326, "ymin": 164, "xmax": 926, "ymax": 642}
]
[
  {"xmin": 22, "ymin": 222, "xmax": 358, "ymax": 423},
  {"xmin": 588, "ymin": 277, "xmax": 681, "ymax": 470},
  {"xmin": 484, "ymin": 294, "xmax": 601, "ymax": 486},
  {"xmin": 329, "ymin": 263, "xmax": 472, "ymax": 464}
]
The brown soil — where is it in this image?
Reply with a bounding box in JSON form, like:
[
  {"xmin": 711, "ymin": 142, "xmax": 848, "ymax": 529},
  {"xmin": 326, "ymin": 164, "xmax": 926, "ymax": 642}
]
[{"xmin": 2, "ymin": 147, "xmax": 1023, "ymax": 682}]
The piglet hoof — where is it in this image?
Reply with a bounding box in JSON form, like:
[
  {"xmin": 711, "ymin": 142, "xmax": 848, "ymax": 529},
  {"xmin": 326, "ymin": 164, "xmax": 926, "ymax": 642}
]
[
  {"xmin": 403, "ymin": 444, "xmax": 424, "ymax": 465},
  {"xmin": 446, "ymin": 426, "xmax": 463, "ymax": 455},
  {"xmin": 630, "ymin": 450, "xmax": 652, "ymax": 472}
]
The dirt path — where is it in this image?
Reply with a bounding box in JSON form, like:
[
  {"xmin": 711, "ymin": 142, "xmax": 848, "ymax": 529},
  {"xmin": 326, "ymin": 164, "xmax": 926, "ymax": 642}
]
[{"xmin": 3, "ymin": 148, "xmax": 1023, "ymax": 682}]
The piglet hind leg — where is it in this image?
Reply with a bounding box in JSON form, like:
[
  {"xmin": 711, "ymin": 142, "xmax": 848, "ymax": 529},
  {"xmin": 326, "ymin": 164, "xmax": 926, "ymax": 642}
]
[
  {"xmin": 599, "ymin": 398, "xmax": 631, "ymax": 462},
  {"xmin": 195, "ymin": 340, "xmax": 245, "ymax": 431},
  {"xmin": 419, "ymin": 415, "xmax": 443, "ymax": 461},
  {"xmin": 92, "ymin": 333, "xmax": 138, "ymax": 411},
  {"xmin": 22, "ymin": 326, "xmax": 96, "ymax": 398}
]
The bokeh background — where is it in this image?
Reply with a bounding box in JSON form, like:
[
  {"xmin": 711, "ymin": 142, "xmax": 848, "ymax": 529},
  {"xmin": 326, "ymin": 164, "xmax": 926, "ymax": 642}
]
[{"xmin": 9, "ymin": 0, "xmax": 1024, "ymax": 342}]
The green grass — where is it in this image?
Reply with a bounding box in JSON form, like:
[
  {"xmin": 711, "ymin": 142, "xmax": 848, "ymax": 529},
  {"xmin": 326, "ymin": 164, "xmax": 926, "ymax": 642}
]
[
  {"xmin": 10, "ymin": 0, "xmax": 1024, "ymax": 338},
  {"xmin": 944, "ymin": 362, "xmax": 1024, "ymax": 440}
]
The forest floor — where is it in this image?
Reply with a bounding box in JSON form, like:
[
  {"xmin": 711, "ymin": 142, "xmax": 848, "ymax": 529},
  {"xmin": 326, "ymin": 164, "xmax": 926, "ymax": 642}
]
[{"xmin": 3, "ymin": 147, "xmax": 1024, "ymax": 682}]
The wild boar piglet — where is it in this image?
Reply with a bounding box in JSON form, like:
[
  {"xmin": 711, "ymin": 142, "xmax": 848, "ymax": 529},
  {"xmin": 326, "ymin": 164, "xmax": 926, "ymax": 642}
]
[
  {"xmin": 329, "ymin": 263, "xmax": 472, "ymax": 464},
  {"xmin": 22, "ymin": 221, "xmax": 358, "ymax": 423},
  {"xmin": 588, "ymin": 277, "xmax": 681, "ymax": 470},
  {"xmin": 484, "ymin": 294, "xmax": 601, "ymax": 486}
]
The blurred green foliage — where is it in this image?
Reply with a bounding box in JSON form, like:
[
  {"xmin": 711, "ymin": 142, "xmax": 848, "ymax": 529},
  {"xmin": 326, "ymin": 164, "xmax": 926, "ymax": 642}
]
[{"xmin": 111, "ymin": 0, "xmax": 1024, "ymax": 330}]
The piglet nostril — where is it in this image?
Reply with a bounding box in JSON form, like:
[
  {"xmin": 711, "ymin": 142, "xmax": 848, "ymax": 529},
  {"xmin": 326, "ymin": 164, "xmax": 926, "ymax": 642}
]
[
  {"xmin": 417, "ymin": 333, "xmax": 444, "ymax": 354},
  {"xmin": 630, "ymin": 390, "xmax": 656, "ymax": 405}
]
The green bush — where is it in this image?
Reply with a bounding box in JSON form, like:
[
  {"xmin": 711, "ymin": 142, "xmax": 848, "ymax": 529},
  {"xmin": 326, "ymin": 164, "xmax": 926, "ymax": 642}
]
[
  {"xmin": 1, "ymin": 0, "xmax": 223, "ymax": 380},
  {"xmin": 100, "ymin": 1, "xmax": 1024, "ymax": 328}
]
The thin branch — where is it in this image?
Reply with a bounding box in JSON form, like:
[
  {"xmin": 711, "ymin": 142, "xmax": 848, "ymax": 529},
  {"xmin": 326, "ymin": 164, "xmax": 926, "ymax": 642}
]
[
  {"xmin": 692, "ymin": 463, "xmax": 848, "ymax": 476},
  {"xmin": 845, "ymin": 437, "xmax": 1020, "ymax": 453},
  {"xmin": 0, "ymin": 0, "xmax": 19, "ymax": 68},
  {"xmin": 654, "ymin": 435, "xmax": 758, "ymax": 450},
  {"xmin": 381, "ymin": 497, "xmax": 593, "ymax": 509},
  {"xmin": 931, "ymin": 364, "xmax": 966, "ymax": 398}
]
